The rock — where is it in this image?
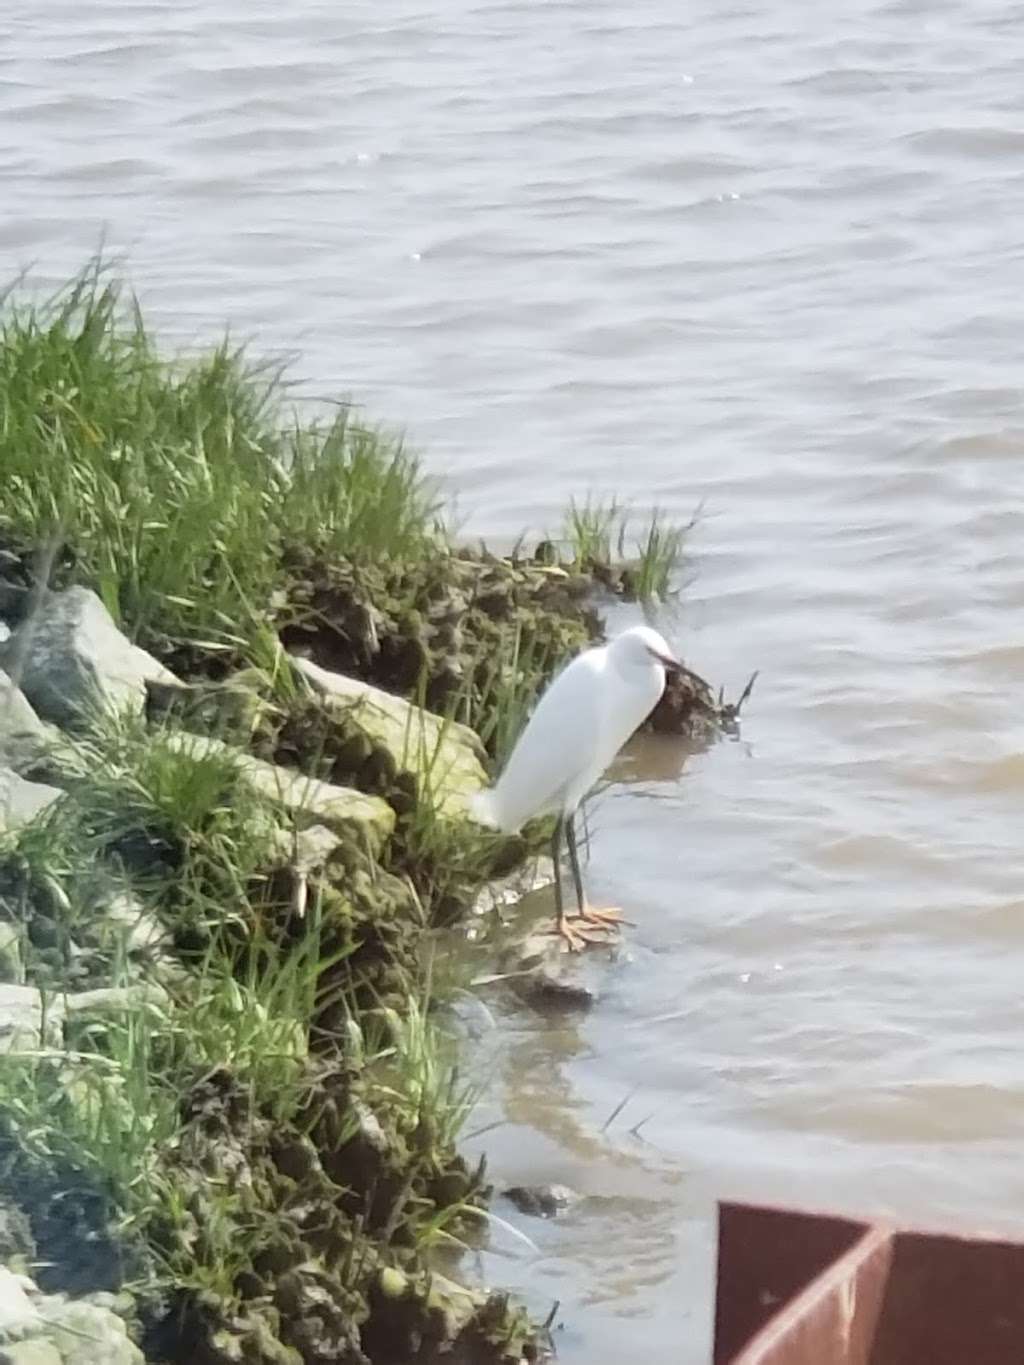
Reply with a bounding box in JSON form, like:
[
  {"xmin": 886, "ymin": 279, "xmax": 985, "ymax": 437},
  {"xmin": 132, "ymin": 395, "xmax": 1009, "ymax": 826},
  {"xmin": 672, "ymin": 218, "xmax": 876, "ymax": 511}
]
[
  {"xmin": 0, "ymin": 1339, "xmax": 63, "ymax": 1365},
  {"xmin": 0, "ymin": 1204, "xmax": 34, "ymax": 1268},
  {"xmin": 503, "ymin": 1183, "xmax": 578, "ymax": 1218},
  {"xmin": 79, "ymin": 1292, "xmax": 135, "ymax": 1321},
  {"xmin": 97, "ymin": 890, "xmax": 169, "ymax": 959},
  {"xmin": 0, "ymin": 1268, "xmax": 41, "ymax": 1341},
  {"xmin": 516, "ymin": 964, "xmax": 598, "ymax": 1012},
  {"xmin": 0, "ymin": 588, "xmax": 180, "ymax": 730},
  {"xmin": 42, "ymin": 1300, "xmax": 144, "ymax": 1364},
  {"xmin": 472, "ymin": 857, "xmax": 554, "ymax": 920},
  {"xmin": 423, "ymin": 1272, "xmax": 481, "ymax": 1341},
  {"xmin": 487, "ymin": 925, "xmax": 601, "ymax": 1014},
  {"xmin": 365, "ymin": 1268, "xmax": 481, "ymax": 1361},
  {"xmin": 291, "ymin": 656, "xmax": 489, "ymax": 818},
  {"xmin": 145, "ymin": 672, "xmax": 265, "ymax": 738},
  {"xmin": 0, "ymin": 580, "xmax": 28, "ymax": 627},
  {"xmin": 0, "ymin": 982, "xmax": 164, "ymax": 1053},
  {"xmin": 0, "ymin": 924, "xmax": 23, "ymax": 985},
  {"xmin": 0, "ymin": 985, "xmax": 62, "ymax": 1051},
  {"xmin": 162, "ymin": 733, "xmax": 394, "ymax": 854},
  {"xmin": 268, "ymin": 824, "xmax": 340, "ymax": 879},
  {"xmin": 0, "ymin": 672, "xmax": 46, "ymax": 750},
  {"xmin": 0, "ymin": 770, "xmax": 62, "ymax": 832},
  {"xmin": 26, "ymin": 918, "xmax": 59, "ymax": 952},
  {"xmin": 61, "ymin": 984, "xmax": 167, "ymax": 1048}
]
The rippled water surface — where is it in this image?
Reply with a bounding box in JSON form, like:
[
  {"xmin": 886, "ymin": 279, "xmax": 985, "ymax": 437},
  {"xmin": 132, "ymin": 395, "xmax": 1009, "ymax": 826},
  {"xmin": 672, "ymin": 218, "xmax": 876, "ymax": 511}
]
[{"xmin": 6, "ymin": 3, "xmax": 1024, "ymax": 1360}]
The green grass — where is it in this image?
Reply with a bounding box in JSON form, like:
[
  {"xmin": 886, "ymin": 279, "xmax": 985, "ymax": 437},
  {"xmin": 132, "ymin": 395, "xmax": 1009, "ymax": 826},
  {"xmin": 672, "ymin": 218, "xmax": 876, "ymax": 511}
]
[
  {"xmin": 0, "ymin": 263, "xmax": 441, "ymax": 657},
  {"xmin": 563, "ymin": 494, "xmax": 624, "ymax": 567},
  {"xmin": 0, "ymin": 999, "xmax": 180, "ymax": 1235},
  {"xmin": 0, "ymin": 707, "xmax": 484, "ymax": 1307},
  {"xmin": 563, "ymin": 495, "xmax": 688, "ymax": 598},
  {"xmin": 0, "ymin": 925, "xmax": 331, "ymax": 1277},
  {"xmin": 444, "ymin": 618, "xmax": 577, "ymax": 770}
]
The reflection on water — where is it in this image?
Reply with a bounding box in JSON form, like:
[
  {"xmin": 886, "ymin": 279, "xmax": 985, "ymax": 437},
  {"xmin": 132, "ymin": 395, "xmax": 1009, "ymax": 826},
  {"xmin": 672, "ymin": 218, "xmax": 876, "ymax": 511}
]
[
  {"xmin": 6, "ymin": 1, "xmax": 1024, "ymax": 1360},
  {"xmin": 609, "ymin": 729, "xmax": 704, "ymax": 787}
]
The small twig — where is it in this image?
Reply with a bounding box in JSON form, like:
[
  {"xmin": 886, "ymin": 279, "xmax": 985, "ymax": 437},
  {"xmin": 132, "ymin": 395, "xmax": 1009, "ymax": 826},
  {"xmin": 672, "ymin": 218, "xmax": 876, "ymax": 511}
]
[
  {"xmin": 462, "ymin": 1117, "xmax": 507, "ymax": 1142},
  {"xmin": 600, "ymin": 1087, "xmax": 636, "ymax": 1134},
  {"xmin": 735, "ymin": 669, "xmax": 759, "ymax": 712},
  {"xmin": 628, "ymin": 1112, "xmax": 656, "ymax": 1142},
  {"xmin": 719, "ymin": 669, "xmax": 759, "ymax": 728}
]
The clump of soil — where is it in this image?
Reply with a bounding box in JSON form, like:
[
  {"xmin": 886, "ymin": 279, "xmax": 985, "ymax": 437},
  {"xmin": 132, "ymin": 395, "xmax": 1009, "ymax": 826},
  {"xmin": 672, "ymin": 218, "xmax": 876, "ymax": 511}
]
[
  {"xmin": 144, "ymin": 1067, "xmax": 532, "ymax": 1365},
  {"xmin": 273, "ymin": 547, "xmax": 599, "ymax": 741},
  {"xmin": 254, "ymin": 832, "xmax": 424, "ymax": 1017}
]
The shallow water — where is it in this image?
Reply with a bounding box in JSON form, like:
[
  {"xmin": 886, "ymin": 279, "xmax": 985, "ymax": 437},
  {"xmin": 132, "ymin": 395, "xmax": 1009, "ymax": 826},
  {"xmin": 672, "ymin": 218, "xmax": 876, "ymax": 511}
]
[{"xmin": 6, "ymin": 2, "xmax": 1024, "ymax": 1359}]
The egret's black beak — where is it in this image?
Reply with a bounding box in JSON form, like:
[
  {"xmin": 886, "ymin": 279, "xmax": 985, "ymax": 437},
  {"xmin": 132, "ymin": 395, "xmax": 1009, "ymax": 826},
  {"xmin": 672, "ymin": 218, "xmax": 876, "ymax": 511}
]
[{"xmin": 648, "ymin": 647, "xmax": 682, "ymax": 673}]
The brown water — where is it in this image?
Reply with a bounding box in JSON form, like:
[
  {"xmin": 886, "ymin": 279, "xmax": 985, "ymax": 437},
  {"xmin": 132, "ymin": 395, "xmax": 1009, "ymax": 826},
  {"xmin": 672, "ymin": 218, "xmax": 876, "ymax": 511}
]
[{"xmin": 6, "ymin": 3, "xmax": 1024, "ymax": 1360}]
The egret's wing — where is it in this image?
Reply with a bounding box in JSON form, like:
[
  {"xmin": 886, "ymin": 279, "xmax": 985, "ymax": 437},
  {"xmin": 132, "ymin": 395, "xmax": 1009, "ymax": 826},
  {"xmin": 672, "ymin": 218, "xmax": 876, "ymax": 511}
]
[{"xmin": 488, "ymin": 650, "xmax": 603, "ymax": 832}]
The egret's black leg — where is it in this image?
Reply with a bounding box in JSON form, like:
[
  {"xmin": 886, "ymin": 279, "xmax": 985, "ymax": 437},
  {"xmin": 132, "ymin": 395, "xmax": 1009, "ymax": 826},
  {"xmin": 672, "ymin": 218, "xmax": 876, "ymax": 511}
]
[
  {"xmin": 565, "ymin": 812, "xmax": 586, "ymax": 916},
  {"xmin": 551, "ymin": 814, "xmax": 565, "ymax": 933},
  {"xmin": 566, "ymin": 808, "xmax": 629, "ymax": 933},
  {"xmin": 548, "ymin": 813, "xmax": 592, "ymax": 951}
]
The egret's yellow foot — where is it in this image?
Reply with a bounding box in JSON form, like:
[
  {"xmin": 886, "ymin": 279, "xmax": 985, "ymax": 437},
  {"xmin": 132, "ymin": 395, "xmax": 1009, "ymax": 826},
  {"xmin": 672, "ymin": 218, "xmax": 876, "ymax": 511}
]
[
  {"xmin": 575, "ymin": 904, "xmax": 632, "ymax": 930},
  {"xmin": 549, "ymin": 917, "xmax": 605, "ymax": 953}
]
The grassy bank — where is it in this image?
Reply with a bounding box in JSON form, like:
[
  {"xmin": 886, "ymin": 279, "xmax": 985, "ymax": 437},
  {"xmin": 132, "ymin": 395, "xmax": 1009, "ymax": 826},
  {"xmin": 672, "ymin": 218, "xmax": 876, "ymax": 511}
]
[{"xmin": 0, "ymin": 266, "xmax": 696, "ymax": 1365}]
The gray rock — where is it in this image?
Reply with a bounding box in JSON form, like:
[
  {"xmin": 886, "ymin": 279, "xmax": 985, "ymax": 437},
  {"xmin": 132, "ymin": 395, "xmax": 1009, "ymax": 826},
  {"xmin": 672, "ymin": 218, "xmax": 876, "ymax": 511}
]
[
  {"xmin": 485, "ymin": 920, "xmax": 603, "ymax": 1014},
  {"xmin": 0, "ymin": 1268, "xmax": 42, "ymax": 1342},
  {"xmin": 0, "ymin": 985, "xmax": 62, "ymax": 1052},
  {"xmin": 269, "ymin": 823, "xmax": 341, "ymax": 877},
  {"xmin": 79, "ymin": 1292, "xmax": 135, "ymax": 1320},
  {"xmin": 0, "ymin": 982, "xmax": 164, "ymax": 1053},
  {"xmin": 146, "ymin": 670, "xmax": 266, "ymax": 741},
  {"xmin": 0, "ymin": 1203, "xmax": 33, "ymax": 1267},
  {"xmin": 0, "ymin": 924, "xmax": 24, "ymax": 985},
  {"xmin": 503, "ymin": 1183, "xmax": 578, "ymax": 1218},
  {"xmin": 515, "ymin": 964, "xmax": 598, "ymax": 1013},
  {"xmin": 0, "ymin": 1339, "xmax": 63, "ymax": 1365},
  {"xmin": 0, "ymin": 770, "xmax": 62, "ymax": 833},
  {"xmin": 98, "ymin": 890, "xmax": 169, "ymax": 959},
  {"xmin": 472, "ymin": 857, "xmax": 555, "ymax": 920},
  {"xmin": 162, "ymin": 732, "xmax": 394, "ymax": 854},
  {"xmin": 41, "ymin": 1300, "xmax": 143, "ymax": 1364},
  {"xmin": 0, "ymin": 673, "xmax": 46, "ymax": 748},
  {"xmin": 0, "ymin": 588, "xmax": 180, "ymax": 730},
  {"xmin": 61, "ymin": 984, "xmax": 167, "ymax": 1049},
  {"xmin": 0, "ymin": 579, "xmax": 28, "ymax": 627}
]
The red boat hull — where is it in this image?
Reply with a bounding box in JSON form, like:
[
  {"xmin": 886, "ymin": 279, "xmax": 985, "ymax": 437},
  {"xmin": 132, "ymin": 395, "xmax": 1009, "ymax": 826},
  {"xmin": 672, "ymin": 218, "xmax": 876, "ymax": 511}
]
[{"xmin": 715, "ymin": 1201, "xmax": 1024, "ymax": 1364}]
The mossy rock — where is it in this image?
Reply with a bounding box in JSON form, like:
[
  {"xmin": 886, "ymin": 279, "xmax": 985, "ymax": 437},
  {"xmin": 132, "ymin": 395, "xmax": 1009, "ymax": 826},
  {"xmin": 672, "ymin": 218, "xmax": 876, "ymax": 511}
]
[
  {"xmin": 291, "ymin": 657, "xmax": 488, "ymax": 820},
  {"xmin": 161, "ymin": 733, "xmax": 394, "ymax": 855}
]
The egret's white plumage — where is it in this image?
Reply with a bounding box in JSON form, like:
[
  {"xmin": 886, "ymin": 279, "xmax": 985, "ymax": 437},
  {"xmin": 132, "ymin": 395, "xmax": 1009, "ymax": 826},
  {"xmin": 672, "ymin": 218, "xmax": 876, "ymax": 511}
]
[{"xmin": 472, "ymin": 624, "xmax": 680, "ymax": 948}]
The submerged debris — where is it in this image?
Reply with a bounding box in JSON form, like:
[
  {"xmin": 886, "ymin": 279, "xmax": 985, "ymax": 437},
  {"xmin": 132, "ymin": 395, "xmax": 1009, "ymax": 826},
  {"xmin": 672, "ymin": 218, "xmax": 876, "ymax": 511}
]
[{"xmin": 503, "ymin": 1185, "xmax": 578, "ymax": 1220}]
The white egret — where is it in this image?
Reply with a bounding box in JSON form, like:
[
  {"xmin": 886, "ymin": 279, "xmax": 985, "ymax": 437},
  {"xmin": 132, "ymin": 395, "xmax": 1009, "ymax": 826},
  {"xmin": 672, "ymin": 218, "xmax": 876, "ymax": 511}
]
[{"xmin": 472, "ymin": 624, "xmax": 681, "ymax": 950}]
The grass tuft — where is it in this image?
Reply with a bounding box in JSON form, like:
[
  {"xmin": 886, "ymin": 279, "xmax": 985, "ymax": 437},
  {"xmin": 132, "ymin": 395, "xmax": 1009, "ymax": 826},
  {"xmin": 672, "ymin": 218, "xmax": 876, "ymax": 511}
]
[
  {"xmin": 0, "ymin": 263, "xmax": 442, "ymax": 656},
  {"xmin": 563, "ymin": 495, "xmax": 688, "ymax": 598}
]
